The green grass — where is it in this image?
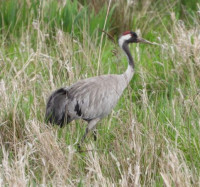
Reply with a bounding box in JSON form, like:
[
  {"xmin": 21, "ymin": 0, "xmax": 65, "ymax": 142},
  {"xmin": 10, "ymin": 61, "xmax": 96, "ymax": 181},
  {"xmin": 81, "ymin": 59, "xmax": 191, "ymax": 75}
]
[{"xmin": 0, "ymin": 0, "xmax": 200, "ymax": 186}]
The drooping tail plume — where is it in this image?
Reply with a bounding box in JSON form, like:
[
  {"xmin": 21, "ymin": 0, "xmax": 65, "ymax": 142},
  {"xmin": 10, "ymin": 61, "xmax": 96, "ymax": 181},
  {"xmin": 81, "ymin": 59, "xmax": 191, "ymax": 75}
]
[{"xmin": 45, "ymin": 88, "xmax": 68, "ymax": 127}]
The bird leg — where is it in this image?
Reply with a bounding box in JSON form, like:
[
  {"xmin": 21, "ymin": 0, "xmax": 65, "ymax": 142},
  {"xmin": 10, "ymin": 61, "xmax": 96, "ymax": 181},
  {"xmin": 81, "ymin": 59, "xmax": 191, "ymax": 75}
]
[
  {"xmin": 78, "ymin": 118, "xmax": 100, "ymax": 150},
  {"xmin": 93, "ymin": 128, "xmax": 97, "ymax": 141}
]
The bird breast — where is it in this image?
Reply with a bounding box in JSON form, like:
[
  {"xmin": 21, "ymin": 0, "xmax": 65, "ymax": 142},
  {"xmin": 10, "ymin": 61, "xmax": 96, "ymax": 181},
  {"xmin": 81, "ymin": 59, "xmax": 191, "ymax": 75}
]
[{"xmin": 65, "ymin": 74, "xmax": 127, "ymax": 121}]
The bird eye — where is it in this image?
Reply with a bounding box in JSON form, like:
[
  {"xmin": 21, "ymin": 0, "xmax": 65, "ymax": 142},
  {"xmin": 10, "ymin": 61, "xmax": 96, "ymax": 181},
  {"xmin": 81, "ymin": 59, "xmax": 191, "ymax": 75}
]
[{"xmin": 132, "ymin": 32, "xmax": 137, "ymax": 38}]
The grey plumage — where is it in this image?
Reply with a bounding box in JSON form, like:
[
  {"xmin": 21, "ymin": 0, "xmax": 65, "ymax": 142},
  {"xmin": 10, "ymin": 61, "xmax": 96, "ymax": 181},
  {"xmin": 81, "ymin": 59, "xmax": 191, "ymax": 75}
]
[
  {"xmin": 45, "ymin": 31, "xmax": 151, "ymax": 147},
  {"xmin": 66, "ymin": 74, "xmax": 127, "ymax": 121},
  {"xmin": 45, "ymin": 88, "xmax": 68, "ymax": 126}
]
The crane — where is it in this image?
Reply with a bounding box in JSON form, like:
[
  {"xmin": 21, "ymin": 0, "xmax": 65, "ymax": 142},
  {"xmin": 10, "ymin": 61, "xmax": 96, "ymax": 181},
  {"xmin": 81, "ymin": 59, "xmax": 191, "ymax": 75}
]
[{"xmin": 45, "ymin": 31, "xmax": 152, "ymax": 148}]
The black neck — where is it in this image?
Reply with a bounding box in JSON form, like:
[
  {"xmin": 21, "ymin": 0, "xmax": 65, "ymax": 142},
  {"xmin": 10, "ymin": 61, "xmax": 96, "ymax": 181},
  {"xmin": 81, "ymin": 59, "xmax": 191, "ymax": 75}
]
[{"xmin": 122, "ymin": 42, "xmax": 134, "ymax": 69}]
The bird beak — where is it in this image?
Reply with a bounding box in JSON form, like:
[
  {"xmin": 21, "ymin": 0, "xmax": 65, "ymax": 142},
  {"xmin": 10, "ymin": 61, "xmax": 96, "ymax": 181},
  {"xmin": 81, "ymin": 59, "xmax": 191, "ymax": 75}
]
[{"xmin": 137, "ymin": 37, "xmax": 154, "ymax": 45}]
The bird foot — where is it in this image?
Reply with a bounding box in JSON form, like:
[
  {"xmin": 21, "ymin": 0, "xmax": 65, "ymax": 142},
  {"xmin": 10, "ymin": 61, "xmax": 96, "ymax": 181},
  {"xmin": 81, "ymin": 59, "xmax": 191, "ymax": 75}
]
[
  {"xmin": 77, "ymin": 143, "xmax": 82, "ymax": 152},
  {"xmin": 94, "ymin": 134, "xmax": 97, "ymax": 141}
]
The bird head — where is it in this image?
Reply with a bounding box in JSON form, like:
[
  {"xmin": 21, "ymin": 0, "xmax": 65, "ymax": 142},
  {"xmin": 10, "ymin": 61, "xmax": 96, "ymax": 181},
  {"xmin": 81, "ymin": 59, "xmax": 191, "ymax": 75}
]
[{"xmin": 119, "ymin": 31, "xmax": 153, "ymax": 48}]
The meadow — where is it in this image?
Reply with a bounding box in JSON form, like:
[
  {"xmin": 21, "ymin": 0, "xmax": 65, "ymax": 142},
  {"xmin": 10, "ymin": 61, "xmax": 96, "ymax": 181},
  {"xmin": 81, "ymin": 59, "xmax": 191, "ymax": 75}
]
[{"xmin": 0, "ymin": 0, "xmax": 200, "ymax": 186}]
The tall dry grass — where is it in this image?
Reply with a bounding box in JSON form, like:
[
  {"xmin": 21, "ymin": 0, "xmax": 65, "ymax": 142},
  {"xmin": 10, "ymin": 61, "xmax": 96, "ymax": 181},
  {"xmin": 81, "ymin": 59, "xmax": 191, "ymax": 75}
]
[{"xmin": 0, "ymin": 0, "xmax": 200, "ymax": 186}]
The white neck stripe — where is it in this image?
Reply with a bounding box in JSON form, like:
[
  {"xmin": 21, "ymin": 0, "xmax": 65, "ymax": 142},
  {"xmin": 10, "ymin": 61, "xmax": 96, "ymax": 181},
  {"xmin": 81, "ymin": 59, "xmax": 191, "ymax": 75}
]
[{"xmin": 118, "ymin": 34, "xmax": 131, "ymax": 48}]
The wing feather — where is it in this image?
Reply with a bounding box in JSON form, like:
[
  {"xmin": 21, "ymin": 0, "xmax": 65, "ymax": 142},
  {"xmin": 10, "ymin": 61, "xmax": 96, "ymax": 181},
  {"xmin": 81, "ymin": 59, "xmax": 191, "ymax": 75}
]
[{"xmin": 66, "ymin": 74, "xmax": 126, "ymax": 121}]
